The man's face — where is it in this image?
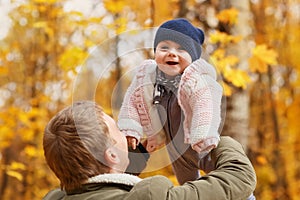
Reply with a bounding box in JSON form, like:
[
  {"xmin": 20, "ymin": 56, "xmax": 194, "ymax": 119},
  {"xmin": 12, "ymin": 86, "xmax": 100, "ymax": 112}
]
[
  {"xmin": 155, "ymin": 40, "xmax": 192, "ymax": 77},
  {"xmin": 103, "ymin": 113, "xmax": 129, "ymax": 173}
]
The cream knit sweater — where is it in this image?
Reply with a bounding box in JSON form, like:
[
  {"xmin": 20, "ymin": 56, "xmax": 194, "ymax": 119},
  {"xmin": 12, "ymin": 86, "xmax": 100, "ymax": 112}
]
[{"xmin": 118, "ymin": 59, "xmax": 223, "ymax": 156}]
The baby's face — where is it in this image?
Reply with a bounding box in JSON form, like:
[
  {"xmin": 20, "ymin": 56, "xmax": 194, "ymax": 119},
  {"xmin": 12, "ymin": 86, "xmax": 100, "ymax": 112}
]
[{"xmin": 155, "ymin": 40, "xmax": 192, "ymax": 77}]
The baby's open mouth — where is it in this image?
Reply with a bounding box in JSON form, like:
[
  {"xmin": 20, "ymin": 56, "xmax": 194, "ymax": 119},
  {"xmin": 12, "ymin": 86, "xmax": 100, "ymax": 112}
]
[{"xmin": 166, "ymin": 61, "xmax": 179, "ymax": 65}]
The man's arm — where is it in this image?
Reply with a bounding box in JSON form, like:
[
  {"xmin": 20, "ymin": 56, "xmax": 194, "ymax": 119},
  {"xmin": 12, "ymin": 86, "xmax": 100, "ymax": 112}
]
[
  {"xmin": 171, "ymin": 136, "xmax": 257, "ymax": 199},
  {"xmin": 127, "ymin": 136, "xmax": 256, "ymax": 200},
  {"xmin": 43, "ymin": 189, "xmax": 65, "ymax": 200}
]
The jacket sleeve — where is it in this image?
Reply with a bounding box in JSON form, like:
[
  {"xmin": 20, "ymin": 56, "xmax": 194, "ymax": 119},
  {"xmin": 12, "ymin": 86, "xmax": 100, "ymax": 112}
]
[
  {"xmin": 42, "ymin": 189, "xmax": 65, "ymax": 200},
  {"xmin": 126, "ymin": 136, "xmax": 256, "ymax": 200},
  {"xmin": 178, "ymin": 59, "xmax": 223, "ymax": 156},
  {"xmin": 169, "ymin": 136, "xmax": 257, "ymax": 200}
]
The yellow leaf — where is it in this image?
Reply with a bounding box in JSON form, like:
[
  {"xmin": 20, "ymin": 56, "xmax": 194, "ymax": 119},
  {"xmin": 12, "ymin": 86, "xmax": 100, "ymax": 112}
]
[
  {"xmin": 249, "ymin": 44, "xmax": 278, "ymax": 73},
  {"xmin": 34, "ymin": 0, "xmax": 58, "ymax": 3},
  {"xmin": 68, "ymin": 11, "xmax": 84, "ymax": 17},
  {"xmin": 33, "ymin": 21, "xmax": 48, "ymax": 28},
  {"xmin": 233, "ymin": 70, "xmax": 251, "ymax": 89},
  {"xmin": 88, "ymin": 17, "xmax": 103, "ymax": 23},
  {"xmin": 257, "ymin": 156, "xmax": 268, "ymax": 165},
  {"xmin": 249, "ymin": 56, "xmax": 268, "ymax": 73},
  {"xmin": 254, "ymin": 45, "xmax": 278, "ymax": 64},
  {"xmin": 6, "ymin": 170, "xmax": 23, "ymax": 181},
  {"xmin": 104, "ymin": 0, "xmax": 125, "ymax": 13},
  {"xmin": 59, "ymin": 47, "xmax": 88, "ymax": 72},
  {"xmin": 231, "ymin": 35, "xmax": 243, "ymax": 43},
  {"xmin": 222, "ymin": 82, "xmax": 232, "ymax": 96},
  {"xmin": 209, "ymin": 31, "xmax": 228, "ymax": 44},
  {"xmin": 115, "ymin": 17, "xmax": 128, "ymax": 34},
  {"xmin": 211, "ymin": 49, "xmax": 225, "ymax": 59},
  {"xmin": 224, "ymin": 69, "xmax": 251, "ymax": 89},
  {"xmin": 19, "ymin": 111, "xmax": 30, "ymax": 126},
  {"xmin": 28, "ymin": 107, "xmax": 42, "ymax": 118},
  {"xmin": 0, "ymin": 126, "xmax": 12, "ymax": 148},
  {"xmin": 24, "ymin": 145, "xmax": 38, "ymax": 158},
  {"xmin": 225, "ymin": 55, "xmax": 239, "ymax": 66},
  {"xmin": 9, "ymin": 161, "xmax": 26, "ymax": 171},
  {"xmin": 209, "ymin": 31, "xmax": 241, "ymax": 45},
  {"xmin": 216, "ymin": 8, "xmax": 239, "ymax": 25},
  {"xmin": 211, "ymin": 52, "xmax": 239, "ymax": 75},
  {"xmin": 22, "ymin": 129, "xmax": 35, "ymax": 141},
  {"xmin": 0, "ymin": 126, "xmax": 14, "ymax": 141}
]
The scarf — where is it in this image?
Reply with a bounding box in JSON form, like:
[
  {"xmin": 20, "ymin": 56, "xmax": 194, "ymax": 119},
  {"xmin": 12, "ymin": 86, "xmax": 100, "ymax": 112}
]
[{"xmin": 153, "ymin": 68, "xmax": 182, "ymax": 104}]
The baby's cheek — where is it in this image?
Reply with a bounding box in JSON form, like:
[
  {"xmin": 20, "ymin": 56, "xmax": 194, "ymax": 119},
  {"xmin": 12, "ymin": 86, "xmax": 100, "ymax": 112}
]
[{"xmin": 180, "ymin": 63, "xmax": 191, "ymax": 73}]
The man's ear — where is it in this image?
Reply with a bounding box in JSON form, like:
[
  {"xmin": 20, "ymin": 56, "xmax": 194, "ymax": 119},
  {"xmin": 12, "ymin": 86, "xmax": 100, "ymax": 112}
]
[{"xmin": 104, "ymin": 147, "xmax": 120, "ymax": 166}]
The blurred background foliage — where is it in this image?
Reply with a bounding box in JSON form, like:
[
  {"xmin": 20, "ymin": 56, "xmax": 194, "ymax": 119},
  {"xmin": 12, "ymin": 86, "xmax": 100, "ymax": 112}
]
[{"xmin": 0, "ymin": 0, "xmax": 299, "ymax": 199}]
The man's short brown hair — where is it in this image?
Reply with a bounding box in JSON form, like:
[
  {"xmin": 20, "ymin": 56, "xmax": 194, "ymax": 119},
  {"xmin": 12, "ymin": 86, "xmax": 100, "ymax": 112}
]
[{"xmin": 43, "ymin": 101, "xmax": 114, "ymax": 192}]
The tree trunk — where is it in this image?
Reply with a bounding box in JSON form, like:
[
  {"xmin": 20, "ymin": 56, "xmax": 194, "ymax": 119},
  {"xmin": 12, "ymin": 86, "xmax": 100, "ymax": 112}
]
[
  {"xmin": 0, "ymin": 148, "xmax": 9, "ymax": 199},
  {"xmin": 177, "ymin": 0, "xmax": 188, "ymax": 17},
  {"xmin": 222, "ymin": 0, "xmax": 253, "ymax": 150}
]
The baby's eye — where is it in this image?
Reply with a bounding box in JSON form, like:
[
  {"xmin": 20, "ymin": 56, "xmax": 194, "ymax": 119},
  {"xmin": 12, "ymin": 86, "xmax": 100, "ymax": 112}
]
[
  {"xmin": 178, "ymin": 47, "xmax": 185, "ymax": 51},
  {"xmin": 160, "ymin": 46, "xmax": 169, "ymax": 50}
]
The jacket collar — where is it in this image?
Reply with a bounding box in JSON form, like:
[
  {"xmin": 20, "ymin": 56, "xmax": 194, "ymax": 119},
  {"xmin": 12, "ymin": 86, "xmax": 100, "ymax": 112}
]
[
  {"xmin": 67, "ymin": 174, "xmax": 142, "ymax": 195},
  {"xmin": 87, "ymin": 173, "xmax": 142, "ymax": 186}
]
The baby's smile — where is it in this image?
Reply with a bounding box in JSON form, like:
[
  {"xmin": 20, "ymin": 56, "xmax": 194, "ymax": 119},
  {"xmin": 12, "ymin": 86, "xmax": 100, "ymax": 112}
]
[{"xmin": 166, "ymin": 61, "xmax": 179, "ymax": 65}]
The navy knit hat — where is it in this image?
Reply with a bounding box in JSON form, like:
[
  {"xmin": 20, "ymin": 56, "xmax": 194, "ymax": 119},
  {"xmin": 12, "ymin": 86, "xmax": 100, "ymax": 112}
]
[{"xmin": 154, "ymin": 18, "xmax": 205, "ymax": 61}]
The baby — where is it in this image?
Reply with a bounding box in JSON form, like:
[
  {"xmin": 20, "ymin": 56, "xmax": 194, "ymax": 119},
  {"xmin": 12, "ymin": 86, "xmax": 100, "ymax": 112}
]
[{"xmin": 118, "ymin": 18, "xmax": 223, "ymax": 184}]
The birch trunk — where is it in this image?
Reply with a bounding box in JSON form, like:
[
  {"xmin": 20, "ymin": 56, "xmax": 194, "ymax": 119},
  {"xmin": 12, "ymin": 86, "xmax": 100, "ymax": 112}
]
[{"xmin": 222, "ymin": 0, "xmax": 253, "ymax": 150}]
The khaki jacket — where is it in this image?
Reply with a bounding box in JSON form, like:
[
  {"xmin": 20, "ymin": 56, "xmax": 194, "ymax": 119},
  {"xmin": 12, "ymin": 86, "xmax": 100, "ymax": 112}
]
[{"xmin": 43, "ymin": 136, "xmax": 256, "ymax": 200}]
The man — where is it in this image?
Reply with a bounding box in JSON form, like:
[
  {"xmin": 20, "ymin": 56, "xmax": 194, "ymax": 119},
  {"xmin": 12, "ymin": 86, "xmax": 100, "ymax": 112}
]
[{"xmin": 43, "ymin": 101, "xmax": 256, "ymax": 200}]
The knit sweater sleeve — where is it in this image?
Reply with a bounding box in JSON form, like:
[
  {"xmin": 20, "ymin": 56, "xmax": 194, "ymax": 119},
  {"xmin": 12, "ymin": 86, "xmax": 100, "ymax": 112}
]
[
  {"xmin": 118, "ymin": 60, "xmax": 157, "ymax": 143},
  {"xmin": 178, "ymin": 59, "xmax": 223, "ymax": 156},
  {"xmin": 118, "ymin": 73, "xmax": 143, "ymax": 141}
]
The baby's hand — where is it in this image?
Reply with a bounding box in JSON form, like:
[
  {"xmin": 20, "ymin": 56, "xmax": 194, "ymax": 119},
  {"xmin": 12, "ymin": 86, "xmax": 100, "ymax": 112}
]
[
  {"xmin": 127, "ymin": 136, "xmax": 138, "ymax": 150},
  {"xmin": 191, "ymin": 137, "xmax": 218, "ymax": 154},
  {"xmin": 191, "ymin": 143, "xmax": 201, "ymax": 153}
]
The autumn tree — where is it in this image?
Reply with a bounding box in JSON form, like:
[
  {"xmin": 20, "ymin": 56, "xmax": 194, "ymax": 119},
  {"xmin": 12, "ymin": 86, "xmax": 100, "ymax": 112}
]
[
  {"xmin": 249, "ymin": 0, "xmax": 300, "ymax": 199},
  {"xmin": 0, "ymin": 1, "xmax": 299, "ymax": 200},
  {"xmin": 0, "ymin": 1, "xmax": 104, "ymax": 199}
]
